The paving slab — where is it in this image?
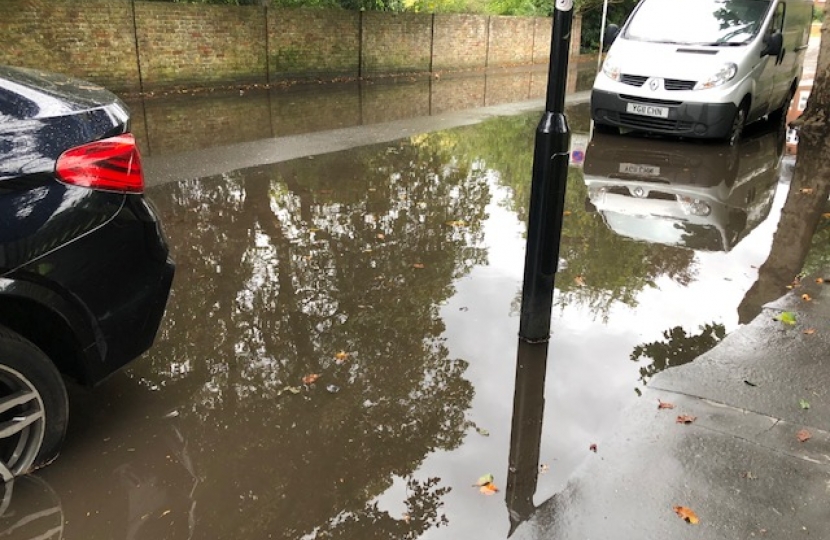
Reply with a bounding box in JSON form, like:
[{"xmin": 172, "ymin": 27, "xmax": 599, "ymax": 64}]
[{"xmin": 513, "ymin": 391, "xmax": 830, "ymax": 540}]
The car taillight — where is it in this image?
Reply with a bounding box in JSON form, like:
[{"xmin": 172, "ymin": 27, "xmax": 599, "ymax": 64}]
[{"xmin": 56, "ymin": 134, "xmax": 144, "ymax": 193}]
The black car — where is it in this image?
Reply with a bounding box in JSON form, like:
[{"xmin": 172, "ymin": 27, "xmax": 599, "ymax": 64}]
[{"xmin": 0, "ymin": 66, "xmax": 174, "ymax": 479}]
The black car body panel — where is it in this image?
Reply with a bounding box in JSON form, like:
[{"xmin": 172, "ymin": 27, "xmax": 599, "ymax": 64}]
[{"xmin": 0, "ymin": 65, "xmax": 174, "ymax": 386}]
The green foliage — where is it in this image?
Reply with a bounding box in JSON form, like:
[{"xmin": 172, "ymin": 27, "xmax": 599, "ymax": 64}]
[
  {"xmin": 814, "ymin": 6, "xmax": 824, "ymax": 22},
  {"xmin": 579, "ymin": 0, "xmax": 639, "ymax": 53}
]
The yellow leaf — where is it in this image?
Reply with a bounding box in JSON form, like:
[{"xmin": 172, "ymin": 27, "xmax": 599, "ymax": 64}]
[
  {"xmin": 799, "ymin": 187, "xmax": 815, "ymax": 195},
  {"xmin": 335, "ymin": 351, "xmax": 349, "ymax": 364},
  {"xmin": 413, "ymin": 263, "xmax": 425, "ymax": 269},
  {"xmin": 377, "ymin": 233, "xmax": 386, "ymax": 240},
  {"xmin": 574, "ymin": 275, "xmax": 586, "ymax": 287},
  {"xmin": 673, "ymin": 506, "xmax": 700, "ymax": 524},
  {"xmin": 802, "ymin": 294, "xmax": 812, "ymax": 301},
  {"xmin": 804, "ymin": 328, "xmax": 816, "ymax": 335},
  {"xmin": 563, "ymin": 210, "xmax": 572, "ymax": 216},
  {"xmin": 816, "ymin": 277, "xmax": 824, "ymax": 284}
]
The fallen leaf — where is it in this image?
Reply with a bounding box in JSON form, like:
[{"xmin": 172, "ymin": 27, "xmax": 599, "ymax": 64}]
[
  {"xmin": 797, "ymin": 429, "xmax": 812, "ymax": 442},
  {"xmin": 563, "ymin": 210, "xmax": 572, "ymax": 216},
  {"xmin": 302, "ymin": 373, "xmax": 321, "ymax": 385},
  {"xmin": 799, "ymin": 399, "xmax": 810, "ymax": 410},
  {"xmin": 799, "ymin": 187, "xmax": 815, "ymax": 194},
  {"xmin": 744, "ymin": 380, "xmax": 758, "ymax": 387},
  {"xmin": 479, "ymin": 483, "xmax": 499, "ymax": 495},
  {"xmin": 402, "ymin": 512, "xmax": 411, "ymax": 524},
  {"xmin": 475, "ymin": 427, "xmax": 490, "ymax": 436},
  {"xmin": 673, "ymin": 506, "xmax": 700, "ymax": 524},
  {"xmin": 676, "ymin": 415, "xmax": 697, "ymax": 424},
  {"xmin": 774, "ymin": 311, "xmax": 797, "ymax": 325},
  {"xmin": 574, "ymin": 275, "xmax": 586, "ymax": 287},
  {"xmin": 377, "ymin": 233, "xmax": 386, "ymax": 240},
  {"xmin": 804, "ymin": 328, "xmax": 816, "ymax": 335},
  {"xmin": 278, "ymin": 386, "xmax": 302, "ymax": 395},
  {"xmin": 539, "ymin": 464, "xmax": 550, "ymax": 474},
  {"xmin": 823, "ymin": 213, "xmax": 830, "ymax": 219},
  {"xmin": 816, "ymin": 277, "xmax": 824, "ymax": 284},
  {"xmin": 589, "ymin": 443, "xmax": 598, "ymax": 452},
  {"xmin": 658, "ymin": 399, "xmax": 676, "ymax": 410},
  {"xmin": 334, "ymin": 351, "xmax": 349, "ymax": 364},
  {"xmin": 445, "ymin": 220, "xmax": 467, "ymax": 227},
  {"xmin": 802, "ymin": 294, "xmax": 812, "ymax": 302},
  {"xmin": 413, "ymin": 263, "xmax": 425, "ymax": 269},
  {"xmin": 742, "ymin": 471, "xmax": 757, "ymax": 480},
  {"xmin": 474, "ymin": 474, "xmax": 494, "ymax": 487}
]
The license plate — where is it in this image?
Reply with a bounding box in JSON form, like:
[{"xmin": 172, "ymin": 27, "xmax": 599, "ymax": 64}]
[
  {"xmin": 626, "ymin": 103, "xmax": 669, "ymax": 118},
  {"xmin": 619, "ymin": 163, "xmax": 661, "ymax": 176}
]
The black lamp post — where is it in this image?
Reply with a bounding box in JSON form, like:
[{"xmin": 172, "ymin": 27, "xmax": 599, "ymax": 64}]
[{"xmin": 518, "ymin": 0, "xmax": 575, "ymax": 342}]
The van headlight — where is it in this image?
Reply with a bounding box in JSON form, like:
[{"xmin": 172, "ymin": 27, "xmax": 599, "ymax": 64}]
[
  {"xmin": 694, "ymin": 63, "xmax": 738, "ymax": 90},
  {"xmin": 601, "ymin": 55, "xmax": 621, "ymax": 82}
]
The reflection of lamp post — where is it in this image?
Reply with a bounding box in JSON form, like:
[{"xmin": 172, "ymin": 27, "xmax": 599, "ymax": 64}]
[
  {"xmin": 505, "ymin": 340, "xmax": 550, "ymax": 536},
  {"xmin": 519, "ymin": 0, "xmax": 575, "ymax": 342}
]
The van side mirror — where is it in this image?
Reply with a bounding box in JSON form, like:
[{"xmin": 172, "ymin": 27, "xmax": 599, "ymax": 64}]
[
  {"xmin": 762, "ymin": 32, "xmax": 783, "ymax": 57},
  {"xmin": 604, "ymin": 24, "xmax": 620, "ymax": 49}
]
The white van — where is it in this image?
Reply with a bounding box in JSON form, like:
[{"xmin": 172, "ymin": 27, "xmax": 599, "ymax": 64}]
[{"xmin": 591, "ymin": 0, "xmax": 813, "ymax": 143}]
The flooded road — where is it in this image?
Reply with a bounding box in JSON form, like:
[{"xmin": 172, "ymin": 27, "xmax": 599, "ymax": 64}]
[{"xmin": 1, "ymin": 78, "xmax": 806, "ymax": 539}]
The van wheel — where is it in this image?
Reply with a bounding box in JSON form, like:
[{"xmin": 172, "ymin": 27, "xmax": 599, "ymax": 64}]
[
  {"xmin": 0, "ymin": 326, "xmax": 68, "ymax": 481},
  {"xmin": 726, "ymin": 104, "xmax": 748, "ymax": 146}
]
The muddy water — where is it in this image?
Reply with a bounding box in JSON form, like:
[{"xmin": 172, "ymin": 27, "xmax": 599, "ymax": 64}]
[{"xmin": 3, "ymin": 100, "xmax": 794, "ymax": 539}]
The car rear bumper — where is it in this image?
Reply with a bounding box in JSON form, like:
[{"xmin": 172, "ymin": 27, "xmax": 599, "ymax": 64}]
[{"xmin": 591, "ymin": 89, "xmax": 737, "ymax": 139}]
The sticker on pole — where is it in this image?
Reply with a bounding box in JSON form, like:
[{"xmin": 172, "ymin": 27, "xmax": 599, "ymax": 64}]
[{"xmin": 555, "ymin": 0, "xmax": 573, "ymax": 11}]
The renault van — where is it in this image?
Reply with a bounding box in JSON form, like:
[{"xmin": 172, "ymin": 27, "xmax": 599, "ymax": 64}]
[{"xmin": 591, "ymin": 0, "xmax": 813, "ymax": 143}]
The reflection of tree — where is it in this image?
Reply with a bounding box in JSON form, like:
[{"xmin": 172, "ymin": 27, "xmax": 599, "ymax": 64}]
[
  {"xmin": 138, "ymin": 135, "xmax": 488, "ymax": 538},
  {"xmin": 630, "ymin": 323, "xmax": 726, "ymax": 386},
  {"xmin": 438, "ymin": 112, "xmax": 698, "ymax": 320}
]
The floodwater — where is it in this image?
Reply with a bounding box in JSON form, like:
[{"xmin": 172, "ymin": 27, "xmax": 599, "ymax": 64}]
[{"xmin": 1, "ymin": 73, "xmax": 806, "ymax": 540}]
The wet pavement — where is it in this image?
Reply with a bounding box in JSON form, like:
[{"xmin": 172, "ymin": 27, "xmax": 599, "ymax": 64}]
[{"xmin": 0, "ymin": 66, "xmax": 816, "ymax": 539}]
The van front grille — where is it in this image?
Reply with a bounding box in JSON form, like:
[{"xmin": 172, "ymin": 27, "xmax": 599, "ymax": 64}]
[
  {"xmin": 665, "ymin": 78, "xmax": 696, "ymax": 91},
  {"xmin": 621, "ymin": 74, "xmax": 647, "ymax": 87}
]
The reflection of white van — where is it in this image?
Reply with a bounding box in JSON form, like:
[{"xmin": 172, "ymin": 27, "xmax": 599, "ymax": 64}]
[
  {"xmin": 591, "ymin": 0, "xmax": 813, "ymax": 143},
  {"xmin": 583, "ymin": 124, "xmax": 784, "ymax": 252}
]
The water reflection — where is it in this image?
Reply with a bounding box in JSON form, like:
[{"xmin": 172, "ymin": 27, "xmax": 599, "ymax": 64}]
[
  {"xmin": 125, "ymin": 64, "xmax": 598, "ymax": 159},
  {"xmin": 583, "ymin": 125, "xmax": 784, "ymax": 252}
]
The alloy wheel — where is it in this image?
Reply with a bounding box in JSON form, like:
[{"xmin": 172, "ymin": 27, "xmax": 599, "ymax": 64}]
[{"xmin": 0, "ymin": 365, "xmax": 46, "ymax": 482}]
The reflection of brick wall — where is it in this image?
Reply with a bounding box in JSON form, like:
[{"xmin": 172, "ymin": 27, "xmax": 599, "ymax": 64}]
[
  {"xmin": 0, "ymin": 0, "xmax": 582, "ymax": 92},
  {"xmin": 361, "ymin": 79, "xmax": 431, "ymax": 123},
  {"xmin": 485, "ymin": 72, "xmax": 533, "ymax": 105},
  {"xmin": 431, "ymin": 76, "xmax": 487, "ymax": 114}
]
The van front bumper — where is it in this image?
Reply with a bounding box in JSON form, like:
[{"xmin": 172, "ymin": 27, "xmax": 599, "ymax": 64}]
[{"xmin": 591, "ymin": 89, "xmax": 737, "ymax": 139}]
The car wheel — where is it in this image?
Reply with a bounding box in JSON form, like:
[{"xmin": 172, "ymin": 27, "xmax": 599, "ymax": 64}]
[
  {"xmin": 726, "ymin": 104, "xmax": 748, "ymax": 146},
  {"xmin": 0, "ymin": 326, "xmax": 68, "ymax": 481}
]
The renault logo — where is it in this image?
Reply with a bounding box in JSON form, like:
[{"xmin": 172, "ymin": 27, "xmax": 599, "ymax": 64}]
[{"xmin": 648, "ymin": 78, "xmax": 661, "ymax": 91}]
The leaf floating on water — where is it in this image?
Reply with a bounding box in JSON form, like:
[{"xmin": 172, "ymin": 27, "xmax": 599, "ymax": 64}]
[
  {"xmin": 676, "ymin": 415, "xmax": 697, "ymax": 424},
  {"xmin": 574, "ymin": 275, "xmax": 586, "ymax": 287},
  {"xmin": 413, "ymin": 263, "xmax": 425, "ymax": 269},
  {"xmin": 799, "ymin": 399, "xmax": 811, "ymax": 410},
  {"xmin": 278, "ymin": 386, "xmax": 302, "ymax": 396},
  {"xmin": 797, "ymin": 429, "xmax": 812, "ymax": 442},
  {"xmin": 325, "ymin": 384, "xmax": 341, "ymax": 394},
  {"xmin": 673, "ymin": 506, "xmax": 700, "ymax": 524},
  {"xmin": 774, "ymin": 312, "xmax": 797, "ymax": 325},
  {"xmin": 474, "ymin": 474, "xmax": 494, "ymax": 487},
  {"xmin": 802, "ymin": 294, "xmax": 812, "ymax": 302},
  {"xmin": 658, "ymin": 399, "xmax": 676, "ymax": 410},
  {"xmin": 302, "ymin": 373, "xmax": 321, "ymax": 385},
  {"xmin": 445, "ymin": 220, "xmax": 467, "ymax": 227},
  {"xmin": 334, "ymin": 351, "xmax": 350, "ymax": 364},
  {"xmin": 799, "ymin": 187, "xmax": 815, "ymax": 195},
  {"xmin": 816, "ymin": 277, "xmax": 825, "ymax": 284}
]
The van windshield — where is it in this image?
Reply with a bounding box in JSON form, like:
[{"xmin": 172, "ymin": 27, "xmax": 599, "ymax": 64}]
[{"xmin": 624, "ymin": 0, "xmax": 772, "ymax": 45}]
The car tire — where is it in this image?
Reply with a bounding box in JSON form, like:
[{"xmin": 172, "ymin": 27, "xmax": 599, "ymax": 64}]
[
  {"xmin": 726, "ymin": 103, "xmax": 748, "ymax": 146},
  {"xmin": 0, "ymin": 326, "xmax": 68, "ymax": 480}
]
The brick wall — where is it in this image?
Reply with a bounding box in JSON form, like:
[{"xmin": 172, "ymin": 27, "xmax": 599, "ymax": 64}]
[
  {"xmin": 432, "ymin": 14, "xmax": 489, "ymax": 72},
  {"xmin": 0, "ymin": 0, "xmax": 140, "ymax": 92},
  {"xmin": 487, "ymin": 16, "xmax": 535, "ymax": 67},
  {"xmin": 135, "ymin": 2, "xmax": 267, "ymax": 90},
  {"xmin": 0, "ymin": 1, "xmax": 582, "ymax": 93},
  {"xmin": 269, "ymin": 9, "xmax": 360, "ymax": 81},
  {"xmin": 361, "ymin": 12, "xmax": 433, "ymax": 75}
]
